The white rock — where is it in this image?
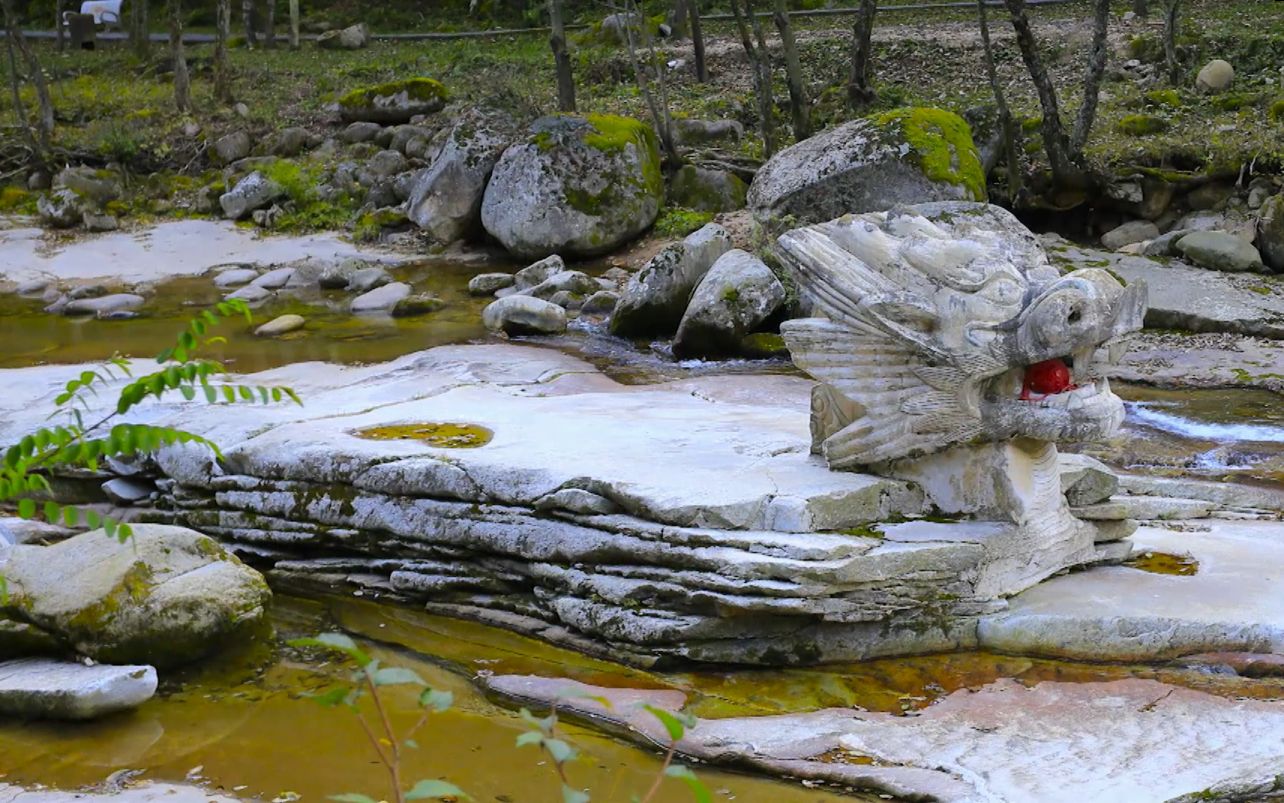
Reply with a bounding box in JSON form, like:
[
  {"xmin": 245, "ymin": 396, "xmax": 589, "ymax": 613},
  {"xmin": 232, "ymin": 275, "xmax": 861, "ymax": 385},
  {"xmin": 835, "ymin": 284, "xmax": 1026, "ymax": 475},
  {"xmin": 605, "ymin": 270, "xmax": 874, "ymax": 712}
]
[
  {"xmin": 62, "ymin": 293, "xmax": 144, "ymax": 316},
  {"xmin": 212, "ymin": 267, "xmax": 259, "ymax": 288},
  {"xmin": 255, "ymin": 314, "xmax": 306, "ymax": 337},
  {"xmin": 0, "ymin": 659, "xmax": 157, "ymax": 720},
  {"xmin": 481, "ymin": 294, "xmax": 568, "ymax": 335},
  {"xmin": 350, "ymin": 281, "xmax": 411, "ymax": 313},
  {"xmin": 101, "ymin": 477, "xmax": 154, "ymax": 505},
  {"xmin": 250, "ymin": 266, "xmax": 297, "ymax": 289}
]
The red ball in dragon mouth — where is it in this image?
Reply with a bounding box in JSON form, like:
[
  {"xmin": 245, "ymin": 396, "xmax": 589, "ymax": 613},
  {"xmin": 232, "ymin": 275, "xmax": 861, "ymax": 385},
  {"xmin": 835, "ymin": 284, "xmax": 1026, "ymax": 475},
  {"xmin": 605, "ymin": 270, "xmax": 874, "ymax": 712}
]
[{"xmin": 1022, "ymin": 358, "xmax": 1074, "ymax": 398}]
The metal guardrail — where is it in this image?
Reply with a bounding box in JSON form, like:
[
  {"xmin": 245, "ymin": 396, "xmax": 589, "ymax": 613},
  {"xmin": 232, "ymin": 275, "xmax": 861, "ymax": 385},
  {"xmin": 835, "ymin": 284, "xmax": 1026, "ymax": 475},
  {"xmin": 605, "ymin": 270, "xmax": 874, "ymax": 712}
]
[{"xmin": 3, "ymin": 0, "xmax": 1084, "ymax": 44}]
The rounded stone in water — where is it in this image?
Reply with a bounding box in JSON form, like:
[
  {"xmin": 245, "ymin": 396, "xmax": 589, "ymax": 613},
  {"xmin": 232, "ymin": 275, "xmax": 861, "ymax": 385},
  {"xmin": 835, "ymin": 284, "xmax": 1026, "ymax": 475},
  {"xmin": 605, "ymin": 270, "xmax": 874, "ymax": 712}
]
[{"xmin": 353, "ymin": 422, "xmax": 493, "ymax": 448}]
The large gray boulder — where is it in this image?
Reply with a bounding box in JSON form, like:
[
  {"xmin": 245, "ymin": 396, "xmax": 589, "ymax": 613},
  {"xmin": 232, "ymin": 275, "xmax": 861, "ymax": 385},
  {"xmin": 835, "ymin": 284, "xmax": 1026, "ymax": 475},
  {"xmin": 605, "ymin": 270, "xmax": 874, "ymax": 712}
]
[
  {"xmin": 1100, "ymin": 220, "xmax": 1159, "ymax": 251},
  {"xmin": 1258, "ymin": 194, "xmax": 1284, "ymax": 272},
  {"xmin": 747, "ymin": 107, "xmax": 986, "ymax": 225},
  {"xmin": 317, "ymin": 22, "xmax": 369, "ymax": 50},
  {"xmin": 610, "ymin": 223, "xmax": 732, "ymax": 338},
  {"xmin": 1176, "ymin": 231, "xmax": 1264, "ymax": 272},
  {"xmin": 481, "ymin": 114, "xmax": 664, "ymax": 259},
  {"xmin": 54, "ymin": 166, "xmax": 121, "ymax": 207},
  {"xmin": 0, "ymin": 659, "xmax": 156, "ymax": 720},
  {"xmin": 673, "ymin": 250, "xmax": 786, "ymax": 359},
  {"xmin": 37, "ymin": 189, "xmax": 84, "ymax": 229},
  {"xmin": 220, "ymin": 172, "xmax": 286, "ymax": 220},
  {"xmin": 0, "ymin": 525, "xmax": 270, "ymax": 669},
  {"xmin": 482, "ymin": 295, "xmax": 568, "ymax": 336},
  {"xmin": 350, "ymin": 281, "xmax": 411, "ymax": 312},
  {"xmin": 407, "ymin": 110, "xmax": 512, "ymax": 244}
]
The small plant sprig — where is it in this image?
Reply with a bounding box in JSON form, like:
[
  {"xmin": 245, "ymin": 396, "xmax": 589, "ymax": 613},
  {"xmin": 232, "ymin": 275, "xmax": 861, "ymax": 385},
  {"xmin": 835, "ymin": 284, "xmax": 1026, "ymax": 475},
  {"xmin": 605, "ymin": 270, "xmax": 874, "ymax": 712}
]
[
  {"xmin": 288, "ymin": 633, "xmax": 468, "ymax": 803},
  {"xmin": 517, "ymin": 699, "xmax": 710, "ymax": 803},
  {"xmin": 0, "ymin": 298, "xmax": 301, "ymax": 548}
]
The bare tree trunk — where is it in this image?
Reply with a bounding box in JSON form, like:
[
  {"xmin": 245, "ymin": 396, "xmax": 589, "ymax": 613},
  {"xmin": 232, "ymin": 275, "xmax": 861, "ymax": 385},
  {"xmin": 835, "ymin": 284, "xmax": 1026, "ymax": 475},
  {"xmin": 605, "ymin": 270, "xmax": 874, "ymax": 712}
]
[
  {"xmin": 2, "ymin": 0, "xmax": 42, "ymax": 158},
  {"xmin": 730, "ymin": 0, "xmax": 775, "ymax": 157},
  {"xmin": 847, "ymin": 0, "xmax": 877, "ymax": 109},
  {"xmin": 548, "ymin": 0, "xmax": 576, "ymax": 112},
  {"xmin": 1163, "ymin": 0, "xmax": 1180, "ymax": 84},
  {"xmin": 214, "ymin": 0, "xmax": 234, "ymax": 103},
  {"xmin": 668, "ymin": 0, "xmax": 689, "ymax": 38},
  {"xmin": 622, "ymin": 0, "xmax": 677, "ymax": 163},
  {"xmin": 169, "ymin": 0, "xmax": 191, "ymax": 112},
  {"xmin": 2, "ymin": 0, "xmax": 54, "ymax": 148},
  {"xmin": 130, "ymin": 0, "xmax": 150, "ymax": 59},
  {"xmin": 1003, "ymin": 0, "xmax": 1078, "ymax": 186},
  {"xmin": 55, "ymin": 0, "xmax": 65, "ymax": 50},
  {"xmin": 689, "ymin": 0, "xmax": 707, "ymax": 82},
  {"xmin": 772, "ymin": 0, "xmax": 810, "ymax": 141},
  {"xmin": 264, "ymin": 0, "xmax": 276, "ymax": 47},
  {"xmin": 1132, "ymin": 0, "xmax": 1147, "ymax": 16},
  {"xmin": 1070, "ymin": 0, "xmax": 1110, "ymax": 152},
  {"xmin": 242, "ymin": 0, "xmax": 257, "ymax": 47},
  {"xmin": 977, "ymin": 0, "xmax": 1021, "ymax": 202},
  {"xmin": 288, "ymin": 0, "xmax": 299, "ymax": 48}
]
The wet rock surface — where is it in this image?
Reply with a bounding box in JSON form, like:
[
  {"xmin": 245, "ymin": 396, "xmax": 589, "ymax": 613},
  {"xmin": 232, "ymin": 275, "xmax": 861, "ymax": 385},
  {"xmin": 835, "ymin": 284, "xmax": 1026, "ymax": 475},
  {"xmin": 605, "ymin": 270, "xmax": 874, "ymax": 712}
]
[{"xmin": 0, "ymin": 659, "xmax": 157, "ymax": 720}]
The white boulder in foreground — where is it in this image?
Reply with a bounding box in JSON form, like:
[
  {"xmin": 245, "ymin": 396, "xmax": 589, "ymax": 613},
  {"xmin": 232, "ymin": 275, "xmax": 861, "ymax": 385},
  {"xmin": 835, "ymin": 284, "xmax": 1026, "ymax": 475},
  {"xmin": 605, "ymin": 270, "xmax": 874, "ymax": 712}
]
[{"xmin": 0, "ymin": 659, "xmax": 156, "ymax": 720}]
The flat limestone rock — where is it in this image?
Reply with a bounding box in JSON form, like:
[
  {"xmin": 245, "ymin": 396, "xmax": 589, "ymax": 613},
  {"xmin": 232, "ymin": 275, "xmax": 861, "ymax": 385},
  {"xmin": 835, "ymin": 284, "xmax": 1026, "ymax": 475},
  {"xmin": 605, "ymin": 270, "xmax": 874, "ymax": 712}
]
[
  {"xmin": 978, "ymin": 520, "xmax": 1284, "ymax": 661},
  {"xmin": 1104, "ymin": 331, "xmax": 1284, "ymax": 393},
  {"xmin": 0, "ymin": 659, "xmax": 157, "ymax": 720},
  {"xmin": 485, "ymin": 673, "xmax": 1284, "ymax": 803}
]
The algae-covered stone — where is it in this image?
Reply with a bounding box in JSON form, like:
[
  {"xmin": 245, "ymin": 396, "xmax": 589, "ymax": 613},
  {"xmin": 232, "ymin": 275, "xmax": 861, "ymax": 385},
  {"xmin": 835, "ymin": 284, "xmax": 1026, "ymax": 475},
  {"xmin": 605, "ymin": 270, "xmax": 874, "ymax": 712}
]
[
  {"xmin": 0, "ymin": 525, "xmax": 271, "ymax": 669},
  {"xmin": 338, "ymin": 78, "xmax": 449, "ymax": 125},
  {"xmin": 668, "ymin": 165, "xmax": 748, "ymax": 213},
  {"xmin": 1258, "ymin": 194, "xmax": 1284, "ymax": 272},
  {"xmin": 1116, "ymin": 114, "xmax": 1168, "ymax": 136},
  {"xmin": 391, "ymin": 293, "xmax": 446, "ymax": 317},
  {"xmin": 673, "ymin": 249, "xmax": 786, "ymax": 359},
  {"xmin": 610, "ymin": 223, "xmax": 733, "ymax": 338},
  {"xmin": 481, "ymin": 114, "xmax": 664, "ymax": 259},
  {"xmin": 468, "ymin": 272, "xmax": 515, "ymax": 296},
  {"xmin": 747, "ymin": 107, "xmax": 986, "ymax": 225}
]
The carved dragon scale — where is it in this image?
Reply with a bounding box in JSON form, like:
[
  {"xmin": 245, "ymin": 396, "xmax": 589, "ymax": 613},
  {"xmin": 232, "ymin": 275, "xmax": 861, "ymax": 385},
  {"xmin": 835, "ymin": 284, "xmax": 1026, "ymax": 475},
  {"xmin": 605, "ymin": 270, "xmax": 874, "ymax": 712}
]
[{"xmin": 779, "ymin": 202, "xmax": 1149, "ymax": 471}]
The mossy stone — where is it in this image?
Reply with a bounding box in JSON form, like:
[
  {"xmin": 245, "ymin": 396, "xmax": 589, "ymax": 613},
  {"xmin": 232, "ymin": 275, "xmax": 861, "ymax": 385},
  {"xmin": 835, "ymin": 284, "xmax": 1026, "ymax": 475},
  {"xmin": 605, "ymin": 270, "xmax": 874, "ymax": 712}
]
[
  {"xmin": 338, "ymin": 78, "xmax": 449, "ymax": 124},
  {"xmin": 1117, "ymin": 114, "xmax": 1169, "ymax": 136}
]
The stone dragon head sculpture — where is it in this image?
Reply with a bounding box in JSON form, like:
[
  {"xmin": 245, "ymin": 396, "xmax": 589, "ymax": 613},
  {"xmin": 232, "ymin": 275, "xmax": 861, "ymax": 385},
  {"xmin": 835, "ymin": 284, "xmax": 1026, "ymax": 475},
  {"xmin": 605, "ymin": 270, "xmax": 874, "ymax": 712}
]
[{"xmin": 779, "ymin": 203, "xmax": 1148, "ymax": 470}]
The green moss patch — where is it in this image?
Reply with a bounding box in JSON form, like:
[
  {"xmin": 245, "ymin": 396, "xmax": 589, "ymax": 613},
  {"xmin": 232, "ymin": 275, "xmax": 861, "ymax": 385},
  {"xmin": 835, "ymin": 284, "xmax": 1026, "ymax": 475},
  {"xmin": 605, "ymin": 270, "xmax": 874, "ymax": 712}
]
[
  {"xmin": 338, "ymin": 77, "xmax": 449, "ymax": 122},
  {"xmin": 1270, "ymin": 98, "xmax": 1284, "ymax": 122},
  {"xmin": 1144, "ymin": 89, "xmax": 1182, "ymax": 108},
  {"xmin": 654, "ymin": 207, "xmax": 714, "ymax": 237},
  {"xmin": 871, "ymin": 107, "xmax": 987, "ymax": 201},
  {"xmin": 353, "ymin": 422, "xmax": 494, "ymax": 448},
  {"xmin": 1116, "ymin": 114, "xmax": 1169, "ymax": 136}
]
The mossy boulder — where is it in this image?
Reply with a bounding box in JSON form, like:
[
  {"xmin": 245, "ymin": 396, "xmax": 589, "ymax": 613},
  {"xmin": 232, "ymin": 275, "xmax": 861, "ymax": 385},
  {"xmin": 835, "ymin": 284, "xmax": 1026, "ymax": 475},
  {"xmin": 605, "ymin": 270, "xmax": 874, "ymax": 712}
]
[
  {"xmin": 338, "ymin": 78, "xmax": 449, "ymax": 125},
  {"xmin": 0, "ymin": 525, "xmax": 271, "ymax": 669},
  {"xmin": 1117, "ymin": 114, "xmax": 1169, "ymax": 136},
  {"xmin": 480, "ymin": 114, "xmax": 664, "ymax": 259},
  {"xmin": 747, "ymin": 107, "xmax": 986, "ymax": 225},
  {"xmin": 668, "ymin": 165, "xmax": 747, "ymax": 213}
]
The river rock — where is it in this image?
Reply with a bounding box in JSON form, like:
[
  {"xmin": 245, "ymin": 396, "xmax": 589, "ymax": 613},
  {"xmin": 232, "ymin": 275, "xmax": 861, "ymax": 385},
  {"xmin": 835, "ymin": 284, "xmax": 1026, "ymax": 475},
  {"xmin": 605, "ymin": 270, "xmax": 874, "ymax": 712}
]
[
  {"xmin": 747, "ymin": 107, "xmax": 986, "ymax": 225},
  {"xmin": 407, "ymin": 110, "xmax": 512, "ymax": 244},
  {"xmin": 514, "ymin": 255, "xmax": 566, "ymax": 291},
  {"xmin": 581, "ymin": 289, "xmax": 619, "ymax": 315},
  {"xmin": 348, "ymin": 266, "xmax": 391, "ymax": 292},
  {"xmin": 317, "ymin": 22, "xmax": 369, "ymax": 50},
  {"xmin": 338, "ymin": 77, "xmax": 448, "ymax": 124},
  {"xmin": 391, "ymin": 294, "xmax": 446, "ymax": 317},
  {"xmin": 37, "ymin": 189, "xmax": 83, "ymax": 229},
  {"xmin": 1175, "ymin": 230, "xmax": 1264, "ymax": 272},
  {"xmin": 1196, "ymin": 59, "xmax": 1234, "ymax": 93},
  {"xmin": 668, "ymin": 164, "xmax": 748, "ymax": 212},
  {"xmin": 350, "ymin": 282, "xmax": 411, "ymax": 313},
  {"xmin": 250, "ymin": 266, "xmax": 296, "ymax": 289},
  {"xmin": 672, "ymin": 118, "xmax": 744, "ymax": 146},
  {"xmin": 468, "ymin": 272, "xmax": 515, "ymax": 296},
  {"xmin": 1100, "ymin": 220, "xmax": 1159, "ymax": 251},
  {"xmin": 480, "ymin": 114, "xmax": 664, "ymax": 259},
  {"xmin": 481, "ymin": 295, "xmax": 568, "ymax": 335},
  {"xmin": 212, "ymin": 131, "xmax": 252, "ymax": 165},
  {"xmin": 0, "ymin": 659, "xmax": 157, "ymax": 720},
  {"xmin": 220, "ymin": 172, "xmax": 286, "ymax": 220},
  {"xmin": 225, "ymin": 283, "xmax": 272, "ymax": 304},
  {"xmin": 341, "ymin": 121, "xmax": 383, "ymax": 144},
  {"xmin": 673, "ymin": 249, "xmax": 785, "ymax": 359},
  {"xmin": 362, "ymin": 150, "xmax": 409, "ymax": 183},
  {"xmin": 54, "ymin": 166, "xmax": 121, "ymax": 207},
  {"xmin": 1258, "ymin": 194, "xmax": 1284, "ymax": 272},
  {"xmin": 63, "ymin": 293, "xmax": 144, "ymax": 317},
  {"xmin": 101, "ymin": 477, "xmax": 155, "ymax": 505},
  {"xmin": 521, "ymin": 270, "xmax": 599, "ymax": 300},
  {"xmin": 270, "ymin": 126, "xmax": 314, "ymax": 157},
  {"xmin": 83, "ymin": 212, "xmax": 119, "ymax": 233},
  {"xmin": 255, "ymin": 314, "xmax": 306, "ymax": 337},
  {"xmin": 610, "ymin": 223, "xmax": 733, "ymax": 338},
  {"xmin": 1173, "ymin": 209, "xmax": 1257, "ymax": 242},
  {"xmin": 0, "ymin": 525, "xmax": 270, "ymax": 668}
]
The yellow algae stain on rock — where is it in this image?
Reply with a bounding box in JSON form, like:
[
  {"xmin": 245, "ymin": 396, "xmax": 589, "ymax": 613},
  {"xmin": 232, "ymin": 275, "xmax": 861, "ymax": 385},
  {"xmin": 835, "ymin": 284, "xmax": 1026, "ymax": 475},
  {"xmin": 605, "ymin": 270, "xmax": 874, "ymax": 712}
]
[{"xmin": 353, "ymin": 422, "xmax": 493, "ymax": 448}]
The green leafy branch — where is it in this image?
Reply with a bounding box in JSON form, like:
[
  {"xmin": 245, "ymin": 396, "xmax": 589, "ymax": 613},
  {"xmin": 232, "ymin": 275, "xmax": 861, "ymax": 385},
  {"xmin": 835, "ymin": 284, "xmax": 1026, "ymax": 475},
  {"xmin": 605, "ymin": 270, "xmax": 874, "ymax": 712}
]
[
  {"xmin": 289, "ymin": 633, "xmax": 468, "ymax": 803},
  {"xmin": 0, "ymin": 299, "xmax": 301, "ymax": 549}
]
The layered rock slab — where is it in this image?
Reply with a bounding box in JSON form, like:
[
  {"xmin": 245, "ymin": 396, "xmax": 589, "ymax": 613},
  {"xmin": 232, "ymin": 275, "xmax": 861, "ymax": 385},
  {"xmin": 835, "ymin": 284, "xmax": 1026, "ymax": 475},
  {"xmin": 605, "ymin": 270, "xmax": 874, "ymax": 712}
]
[
  {"xmin": 0, "ymin": 659, "xmax": 156, "ymax": 720},
  {"xmin": 485, "ymin": 673, "xmax": 1284, "ymax": 803}
]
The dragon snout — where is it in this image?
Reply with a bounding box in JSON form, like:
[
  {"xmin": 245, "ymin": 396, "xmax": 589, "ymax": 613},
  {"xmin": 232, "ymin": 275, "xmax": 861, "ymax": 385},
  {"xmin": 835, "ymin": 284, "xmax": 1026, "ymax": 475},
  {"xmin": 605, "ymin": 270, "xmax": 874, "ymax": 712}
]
[{"xmin": 1014, "ymin": 269, "xmax": 1147, "ymax": 364}]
